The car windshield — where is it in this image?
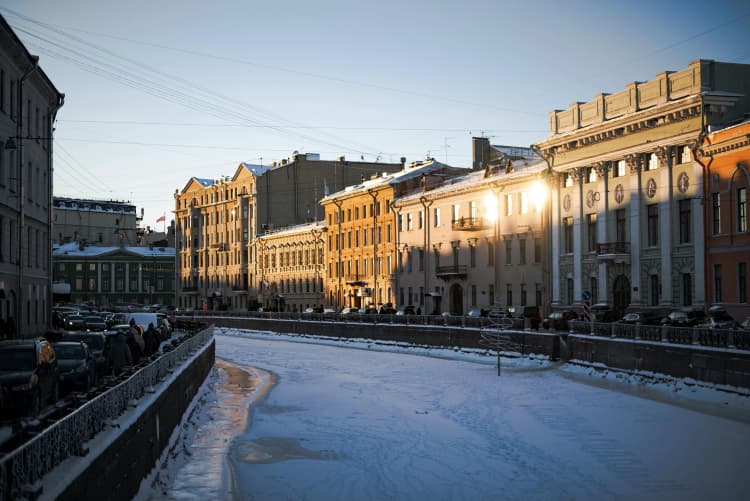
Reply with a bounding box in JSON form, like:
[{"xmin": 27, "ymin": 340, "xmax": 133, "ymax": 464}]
[
  {"xmin": 0, "ymin": 348, "xmax": 36, "ymax": 371},
  {"xmin": 549, "ymin": 313, "xmax": 562, "ymax": 319},
  {"xmin": 54, "ymin": 344, "xmax": 85, "ymax": 360},
  {"xmin": 80, "ymin": 336, "xmax": 103, "ymax": 349}
]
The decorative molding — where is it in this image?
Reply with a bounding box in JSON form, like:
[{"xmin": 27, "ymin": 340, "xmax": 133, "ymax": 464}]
[
  {"xmin": 563, "ymin": 194, "xmax": 572, "ymax": 212},
  {"xmin": 592, "ymin": 162, "xmax": 608, "ymax": 179},
  {"xmin": 625, "ymin": 154, "xmax": 641, "ymax": 174},
  {"xmin": 614, "ymin": 184, "xmax": 625, "ymax": 204},
  {"xmin": 645, "ymin": 178, "xmax": 657, "ymax": 199},
  {"xmin": 677, "ymin": 172, "xmax": 690, "ymax": 194},
  {"xmin": 655, "ymin": 146, "xmax": 672, "ymax": 167}
]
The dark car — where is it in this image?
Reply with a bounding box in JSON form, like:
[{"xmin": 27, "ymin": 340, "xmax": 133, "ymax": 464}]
[
  {"xmin": 590, "ymin": 304, "xmax": 618, "ymax": 323},
  {"xmin": 396, "ymin": 305, "xmax": 416, "ymax": 316},
  {"xmin": 620, "ymin": 310, "xmax": 664, "ymax": 325},
  {"xmin": 543, "ymin": 310, "xmax": 579, "ymax": 331},
  {"xmin": 61, "ymin": 332, "xmax": 108, "ymax": 376},
  {"xmin": 83, "ymin": 315, "xmax": 107, "ymax": 332},
  {"xmin": 661, "ymin": 308, "xmax": 707, "ymax": 327},
  {"xmin": 508, "ymin": 306, "xmax": 541, "ymax": 329},
  {"xmin": 706, "ymin": 305, "xmax": 739, "ymax": 329},
  {"xmin": 358, "ymin": 307, "xmax": 378, "ymax": 315},
  {"xmin": 0, "ymin": 339, "xmax": 59, "ymax": 416},
  {"xmin": 53, "ymin": 341, "xmax": 97, "ymax": 393},
  {"xmin": 379, "ymin": 303, "xmax": 397, "ymax": 314},
  {"xmin": 65, "ymin": 313, "xmax": 87, "ymax": 331}
]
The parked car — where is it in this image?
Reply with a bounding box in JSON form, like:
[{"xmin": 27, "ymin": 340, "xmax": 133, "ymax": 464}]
[
  {"xmin": 65, "ymin": 313, "xmax": 87, "ymax": 331},
  {"xmin": 660, "ymin": 308, "xmax": 707, "ymax": 327},
  {"xmin": 53, "ymin": 341, "xmax": 97, "ymax": 393},
  {"xmin": 620, "ymin": 310, "xmax": 666, "ymax": 325},
  {"xmin": 396, "ymin": 305, "xmax": 416, "ymax": 316},
  {"xmin": 358, "ymin": 307, "xmax": 378, "ymax": 315},
  {"xmin": 467, "ymin": 308, "xmax": 488, "ymax": 318},
  {"xmin": 590, "ymin": 304, "xmax": 618, "ymax": 323},
  {"xmin": 0, "ymin": 339, "xmax": 59, "ymax": 415},
  {"xmin": 83, "ymin": 315, "xmax": 107, "ymax": 332},
  {"xmin": 379, "ymin": 304, "xmax": 397, "ymax": 314},
  {"xmin": 706, "ymin": 305, "xmax": 739, "ymax": 329},
  {"xmin": 61, "ymin": 332, "xmax": 108, "ymax": 376},
  {"xmin": 542, "ymin": 310, "xmax": 579, "ymax": 331},
  {"xmin": 340, "ymin": 307, "xmax": 357, "ymax": 315},
  {"xmin": 508, "ymin": 306, "xmax": 541, "ymax": 329},
  {"xmin": 740, "ymin": 317, "xmax": 750, "ymax": 331}
]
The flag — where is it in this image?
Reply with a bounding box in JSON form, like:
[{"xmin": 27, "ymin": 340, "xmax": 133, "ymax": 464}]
[{"xmin": 156, "ymin": 215, "xmax": 166, "ymax": 223}]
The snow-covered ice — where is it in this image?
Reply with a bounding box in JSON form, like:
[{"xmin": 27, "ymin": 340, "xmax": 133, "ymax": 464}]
[{"xmin": 148, "ymin": 328, "xmax": 750, "ymax": 500}]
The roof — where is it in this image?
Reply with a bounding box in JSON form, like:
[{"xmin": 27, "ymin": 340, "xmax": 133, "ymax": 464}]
[
  {"xmin": 239, "ymin": 162, "xmax": 270, "ymax": 177},
  {"xmin": 53, "ymin": 197, "xmax": 137, "ymax": 215},
  {"xmin": 53, "ymin": 242, "xmax": 175, "ymax": 258},
  {"xmin": 257, "ymin": 221, "xmax": 327, "ymax": 239},
  {"xmin": 320, "ymin": 159, "xmax": 466, "ymax": 203},
  {"xmin": 193, "ymin": 177, "xmax": 215, "ymax": 187}
]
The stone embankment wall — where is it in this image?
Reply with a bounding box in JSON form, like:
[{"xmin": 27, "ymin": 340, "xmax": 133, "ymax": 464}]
[
  {"xmin": 57, "ymin": 339, "xmax": 215, "ymax": 501},
  {"xmin": 205, "ymin": 316, "xmax": 750, "ymax": 388}
]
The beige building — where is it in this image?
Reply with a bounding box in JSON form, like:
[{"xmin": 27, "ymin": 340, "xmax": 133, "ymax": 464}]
[
  {"xmin": 255, "ymin": 222, "xmax": 326, "ymax": 311},
  {"xmin": 0, "ymin": 15, "xmax": 64, "ymax": 337},
  {"xmin": 321, "ymin": 159, "xmax": 464, "ymax": 310},
  {"xmin": 534, "ymin": 59, "xmax": 750, "ymax": 318},
  {"xmin": 174, "ymin": 163, "xmax": 262, "ymax": 311},
  {"xmin": 395, "ymin": 156, "xmax": 547, "ymax": 315},
  {"xmin": 52, "ymin": 197, "xmax": 140, "ymax": 246}
]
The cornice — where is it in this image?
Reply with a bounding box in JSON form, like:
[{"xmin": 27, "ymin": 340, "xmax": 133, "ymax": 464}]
[{"xmin": 699, "ymin": 134, "xmax": 750, "ymax": 157}]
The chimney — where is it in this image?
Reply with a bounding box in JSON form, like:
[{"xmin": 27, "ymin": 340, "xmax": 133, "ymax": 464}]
[{"xmin": 472, "ymin": 136, "xmax": 491, "ymax": 171}]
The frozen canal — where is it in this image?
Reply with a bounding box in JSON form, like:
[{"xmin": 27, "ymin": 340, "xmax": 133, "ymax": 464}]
[{"xmin": 143, "ymin": 329, "xmax": 750, "ymax": 500}]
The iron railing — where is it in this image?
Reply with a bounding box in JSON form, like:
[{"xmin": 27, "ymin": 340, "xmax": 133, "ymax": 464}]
[
  {"xmin": 0, "ymin": 326, "xmax": 214, "ymax": 501},
  {"xmin": 596, "ymin": 242, "xmax": 630, "ymax": 254}
]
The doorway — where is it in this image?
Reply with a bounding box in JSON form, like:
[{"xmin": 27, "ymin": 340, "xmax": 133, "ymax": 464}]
[
  {"xmin": 612, "ymin": 274, "xmax": 631, "ymax": 319},
  {"xmin": 449, "ymin": 283, "xmax": 463, "ymax": 316}
]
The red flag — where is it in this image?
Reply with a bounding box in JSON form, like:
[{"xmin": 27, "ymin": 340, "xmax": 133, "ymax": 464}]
[{"xmin": 156, "ymin": 215, "xmax": 165, "ymax": 223}]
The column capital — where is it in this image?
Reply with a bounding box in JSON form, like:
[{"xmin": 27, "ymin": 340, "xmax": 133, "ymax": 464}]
[
  {"xmin": 655, "ymin": 146, "xmax": 672, "ymax": 167},
  {"xmin": 625, "ymin": 154, "xmax": 641, "ymax": 175},
  {"xmin": 592, "ymin": 162, "xmax": 609, "ymax": 179}
]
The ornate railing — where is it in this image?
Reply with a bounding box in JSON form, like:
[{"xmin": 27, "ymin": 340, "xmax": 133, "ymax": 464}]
[
  {"xmin": 0, "ymin": 326, "xmax": 214, "ymax": 501},
  {"xmin": 596, "ymin": 242, "xmax": 630, "ymax": 255},
  {"xmin": 451, "ymin": 217, "xmax": 486, "ymax": 231},
  {"xmin": 436, "ymin": 265, "xmax": 468, "ymax": 277}
]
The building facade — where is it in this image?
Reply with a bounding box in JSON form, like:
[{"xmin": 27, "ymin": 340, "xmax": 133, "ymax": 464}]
[
  {"xmin": 697, "ymin": 120, "xmax": 750, "ymax": 321},
  {"xmin": 535, "ymin": 59, "xmax": 750, "ymax": 319},
  {"xmin": 52, "ymin": 197, "xmax": 140, "ymax": 246},
  {"xmin": 52, "ymin": 242, "xmax": 175, "ymax": 308},
  {"xmin": 255, "ymin": 222, "xmax": 326, "ymax": 312},
  {"xmin": 321, "ymin": 160, "xmax": 464, "ymax": 310},
  {"xmin": 0, "ymin": 15, "xmax": 64, "ymax": 337},
  {"xmin": 395, "ymin": 158, "xmax": 547, "ymax": 316}
]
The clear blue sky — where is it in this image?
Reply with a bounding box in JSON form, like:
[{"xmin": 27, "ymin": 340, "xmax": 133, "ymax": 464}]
[{"xmin": 1, "ymin": 0, "xmax": 748, "ymax": 228}]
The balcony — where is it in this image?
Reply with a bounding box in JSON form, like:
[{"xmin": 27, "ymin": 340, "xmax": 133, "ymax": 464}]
[
  {"xmin": 181, "ymin": 286, "xmax": 198, "ymax": 293},
  {"xmin": 596, "ymin": 242, "xmax": 631, "ymax": 262},
  {"xmin": 451, "ymin": 217, "xmax": 486, "ymax": 231},
  {"xmin": 345, "ymin": 275, "xmax": 367, "ymax": 286},
  {"xmin": 436, "ymin": 265, "xmax": 468, "ymax": 279}
]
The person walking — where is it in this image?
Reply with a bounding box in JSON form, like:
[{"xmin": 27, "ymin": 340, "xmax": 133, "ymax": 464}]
[
  {"xmin": 110, "ymin": 331, "xmax": 132, "ymax": 376},
  {"xmin": 144, "ymin": 323, "xmax": 159, "ymax": 356}
]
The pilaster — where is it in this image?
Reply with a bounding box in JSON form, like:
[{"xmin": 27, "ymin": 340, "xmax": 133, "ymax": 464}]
[
  {"xmin": 657, "ymin": 146, "xmax": 673, "ymax": 305},
  {"xmin": 573, "ymin": 167, "xmax": 584, "ymax": 303},
  {"xmin": 626, "ymin": 154, "xmax": 642, "ymax": 305}
]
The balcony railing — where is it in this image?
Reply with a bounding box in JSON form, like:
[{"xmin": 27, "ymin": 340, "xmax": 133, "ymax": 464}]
[
  {"xmin": 181, "ymin": 286, "xmax": 198, "ymax": 292},
  {"xmin": 596, "ymin": 242, "xmax": 630, "ymax": 255},
  {"xmin": 436, "ymin": 265, "xmax": 468, "ymax": 278},
  {"xmin": 451, "ymin": 217, "xmax": 486, "ymax": 231}
]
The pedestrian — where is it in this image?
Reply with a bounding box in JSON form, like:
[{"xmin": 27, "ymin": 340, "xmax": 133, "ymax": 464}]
[
  {"xmin": 110, "ymin": 331, "xmax": 132, "ymax": 376},
  {"xmin": 144, "ymin": 323, "xmax": 159, "ymax": 356},
  {"xmin": 416, "ymin": 307, "xmax": 422, "ymax": 315}
]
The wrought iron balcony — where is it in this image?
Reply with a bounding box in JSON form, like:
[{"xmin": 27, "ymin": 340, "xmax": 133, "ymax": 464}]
[
  {"xmin": 597, "ymin": 242, "xmax": 630, "ymax": 254},
  {"xmin": 451, "ymin": 217, "xmax": 486, "ymax": 231},
  {"xmin": 436, "ymin": 265, "xmax": 468, "ymax": 278}
]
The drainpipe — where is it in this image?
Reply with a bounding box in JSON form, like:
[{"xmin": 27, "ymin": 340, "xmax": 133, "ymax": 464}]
[
  {"xmin": 690, "ymin": 95, "xmax": 712, "ymax": 308},
  {"xmin": 16, "ymin": 56, "xmax": 39, "ymax": 337},
  {"xmin": 47, "ymin": 92, "xmax": 65, "ymax": 325},
  {"xmin": 367, "ymin": 189, "xmax": 379, "ymax": 307}
]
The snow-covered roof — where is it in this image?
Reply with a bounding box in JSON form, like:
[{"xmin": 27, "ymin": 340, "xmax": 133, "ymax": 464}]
[
  {"xmin": 53, "ymin": 197, "xmax": 137, "ymax": 215},
  {"xmin": 395, "ymin": 159, "xmax": 546, "ymax": 205},
  {"xmin": 321, "ymin": 159, "xmax": 466, "ymax": 203},
  {"xmin": 257, "ymin": 221, "xmax": 327, "ymax": 239},
  {"xmin": 240, "ymin": 162, "xmax": 270, "ymax": 177},
  {"xmin": 194, "ymin": 177, "xmax": 215, "ymax": 187},
  {"xmin": 53, "ymin": 242, "xmax": 175, "ymax": 258}
]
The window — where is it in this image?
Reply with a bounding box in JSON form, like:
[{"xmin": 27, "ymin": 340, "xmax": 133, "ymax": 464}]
[
  {"xmin": 488, "ymin": 241, "xmax": 494, "ymax": 266},
  {"xmin": 614, "ymin": 160, "xmax": 626, "ymax": 178},
  {"xmin": 407, "ymin": 213, "xmax": 413, "ymax": 231},
  {"xmin": 418, "ymin": 210, "xmax": 424, "ymax": 229},
  {"xmin": 75, "ymin": 263, "xmax": 83, "ymax": 272},
  {"xmin": 433, "ymin": 248, "xmax": 439, "ymax": 269},
  {"xmin": 681, "ymin": 273, "xmax": 692, "ymax": 306},
  {"xmin": 534, "ymin": 238, "xmax": 541, "ymax": 263},
  {"xmin": 712, "ymin": 193, "xmax": 721, "ymax": 235},
  {"xmin": 434, "ymin": 207, "xmax": 440, "ymax": 227},
  {"xmin": 506, "ymin": 194, "xmax": 513, "ymax": 216},
  {"xmin": 386, "ymin": 223, "xmax": 391, "ymax": 243},
  {"xmin": 453, "ymin": 204, "xmax": 460, "ymax": 222},
  {"xmin": 470, "ymin": 201, "xmax": 477, "ymax": 218},
  {"xmin": 506, "ymin": 284, "xmax": 513, "ymax": 307},
  {"xmin": 88, "ymin": 278, "xmax": 96, "ymax": 290},
  {"xmin": 519, "ymin": 239, "xmax": 526, "ymax": 265},
  {"xmin": 586, "ymin": 213, "xmax": 597, "ymax": 252},
  {"xmin": 407, "ymin": 250, "xmax": 413, "ymax": 273},
  {"xmin": 470, "ymin": 245, "xmax": 476, "ymax": 268},
  {"xmin": 489, "ymin": 284, "xmax": 494, "ymax": 305},
  {"xmin": 650, "ymin": 275, "xmax": 659, "ymax": 306},
  {"xmin": 590, "ymin": 277, "xmax": 597, "ymax": 304},
  {"xmin": 471, "ymin": 285, "xmax": 477, "ymax": 307},
  {"xmin": 520, "ymin": 284, "xmax": 527, "ymax": 306},
  {"xmin": 536, "ymin": 284, "xmax": 542, "ymax": 307},
  {"xmin": 418, "ymin": 248, "xmax": 424, "ymax": 271},
  {"xmin": 505, "ymin": 240, "xmax": 512, "ymax": 265},
  {"xmin": 520, "ymin": 192, "xmax": 528, "ymax": 214},
  {"xmin": 566, "ymin": 279, "xmax": 573, "ymax": 305},
  {"xmin": 615, "ymin": 209, "xmax": 626, "ymax": 243},
  {"xmin": 738, "ymin": 187, "xmax": 747, "ymax": 233},
  {"xmin": 714, "ymin": 264, "xmax": 722, "ymax": 303},
  {"xmin": 565, "ymin": 173, "xmax": 574, "ymax": 187},
  {"xmin": 679, "ymin": 200, "xmax": 690, "ymax": 244},
  {"xmin": 647, "ymin": 153, "xmax": 658, "ymax": 171},
  {"xmin": 647, "ymin": 204, "xmax": 659, "ymax": 246},
  {"xmin": 563, "ymin": 217, "xmax": 573, "ymax": 253},
  {"xmin": 739, "ymin": 263, "xmax": 747, "ymax": 304}
]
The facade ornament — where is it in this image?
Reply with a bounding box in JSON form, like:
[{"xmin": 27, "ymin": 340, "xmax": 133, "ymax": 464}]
[
  {"xmin": 563, "ymin": 194, "xmax": 572, "ymax": 212},
  {"xmin": 655, "ymin": 146, "xmax": 672, "ymax": 167},
  {"xmin": 677, "ymin": 172, "xmax": 690, "ymax": 194},
  {"xmin": 645, "ymin": 178, "xmax": 657, "ymax": 199},
  {"xmin": 614, "ymin": 184, "xmax": 625, "ymax": 204},
  {"xmin": 625, "ymin": 154, "xmax": 641, "ymax": 175},
  {"xmin": 586, "ymin": 190, "xmax": 600, "ymax": 208},
  {"xmin": 592, "ymin": 162, "xmax": 608, "ymax": 179}
]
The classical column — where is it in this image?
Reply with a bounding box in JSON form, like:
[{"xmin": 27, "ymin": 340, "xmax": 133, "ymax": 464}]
[
  {"xmin": 594, "ymin": 162, "xmax": 609, "ymax": 303},
  {"xmin": 692, "ymin": 152, "xmax": 705, "ymax": 306},
  {"xmin": 657, "ymin": 147, "xmax": 673, "ymax": 305},
  {"xmin": 551, "ymin": 180, "xmax": 561, "ymax": 306},
  {"xmin": 572, "ymin": 167, "xmax": 584, "ymax": 304},
  {"xmin": 626, "ymin": 155, "xmax": 642, "ymax": 305},
  {"xmin": 124, "ymin": 263, "xmax": 130, "ymax": 293}
]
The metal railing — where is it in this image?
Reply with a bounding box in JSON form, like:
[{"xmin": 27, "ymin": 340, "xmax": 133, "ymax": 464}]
[
  {"xmin": 435, "ymin": 265, "xmax": 468, "ymax": 277},
  {"xmin": 0, "ymin": 326, "xmax": 214, "ymax": 501},
  {"xmin": 569, "ymin": 320, "xmax": 749, "ymax": 350},
  {"xmin": 596, "ymin": 242, "xmax": 630, "ymax": 254}
]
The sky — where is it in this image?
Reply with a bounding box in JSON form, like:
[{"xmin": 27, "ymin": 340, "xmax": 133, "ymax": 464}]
[
  {"xmin": 137, "ymin": 329, "xmax": 750, "ymax": 500},
  {"xmin": 1, "ymin": 0, "xmax": 749, "ymax": 229}
]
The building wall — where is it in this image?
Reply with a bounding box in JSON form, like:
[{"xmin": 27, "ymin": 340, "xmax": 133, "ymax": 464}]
[
  {"xmin": 256, "ymin": 222, "xmax": 326, "ymax": 311},
  {"xmin": 0, "ymin": 16, "xmax": 63, "ymax": 337},
  {"xmin": 52, "ymin": 197, "xmax": 139, "ymax": 246},
  {"xmin": 699, "ymin": 121, "xmax": 750, "ymax": 321}
]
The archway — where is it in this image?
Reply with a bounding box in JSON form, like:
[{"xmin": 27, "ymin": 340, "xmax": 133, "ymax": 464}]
[
  {"xmin": 449, "ymin": 283, "xmax": 463, "ymax": 316},
  {"xmin": 612, "ymin": 274, "xmax": 631, "ymax": 319}
]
